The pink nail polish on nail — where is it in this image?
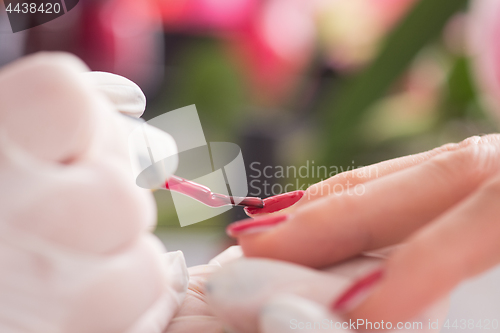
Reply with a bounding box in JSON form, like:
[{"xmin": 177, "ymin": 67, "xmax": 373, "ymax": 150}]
[
  {"xmin": 332, "ymin": 269, "xmax": 384, "ymax": 313},
  {"xmin": 226, "ymin": 214, "xmax": 290, "ymax": 238},
  {"xmin": 244, "ymin": 190, "xmax": 305, "ymax": 215}
]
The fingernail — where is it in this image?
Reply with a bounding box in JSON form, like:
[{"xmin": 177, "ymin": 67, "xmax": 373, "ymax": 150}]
[
  {"xmin": 331, "ymin": 269, "xmax": 384, "ymax": 313},
  {"xmin": 244, "ymin": 190, "xmax": 305, "ymax": 215},
  {"xmin": 226, "ymin": 214, "xmax": 290, "ymax": 238},
  {"xmin": 162, "ymin": 251, "xmax": 189, "ymax": 298}
]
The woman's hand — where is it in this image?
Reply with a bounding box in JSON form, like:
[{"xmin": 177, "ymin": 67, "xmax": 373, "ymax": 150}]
[{"xmin": 226, "ymin": 134, "xmax": 500, "ymax": 325}]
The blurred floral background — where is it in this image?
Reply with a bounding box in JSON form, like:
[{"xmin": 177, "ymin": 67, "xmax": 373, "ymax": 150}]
[{"xmin": 1, "ymin": 0, "xmax": 500, "ymax": 265}]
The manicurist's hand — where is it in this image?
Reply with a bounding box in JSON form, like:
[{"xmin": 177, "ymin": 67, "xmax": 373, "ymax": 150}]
[
  {"xmin": 226, "ymin": 134, "xmax": 500, "ymax": 325},
  {"xmin": 0, "ymin": 52, "xmax": 187, "ymax": 333}
]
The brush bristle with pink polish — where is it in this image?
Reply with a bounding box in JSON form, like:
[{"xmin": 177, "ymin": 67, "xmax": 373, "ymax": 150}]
[{"xmin": 234, "ymin": 196, "xmax": 264, "ymax": 208}]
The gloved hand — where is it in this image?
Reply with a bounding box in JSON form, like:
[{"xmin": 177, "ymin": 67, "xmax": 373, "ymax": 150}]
[
  {"xmin": 163, "ymin": 246, "xmax": 243, "ymax": 333},
  {"xmin": 0, "ymin": 52, "xmax": 185, "ymax": 333}
]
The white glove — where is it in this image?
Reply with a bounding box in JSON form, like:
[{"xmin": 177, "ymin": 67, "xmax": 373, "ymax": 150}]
[
  {"xmin": 205, "ymin": 250, "xmax": 449, "ymax": 333},
  {"xmin": 153, "ymin": 244, "xmax": 448, "ymax": 333},
  {"xmin": 0, "ymin": 52, "xmax": 186, "ymax": 333}
]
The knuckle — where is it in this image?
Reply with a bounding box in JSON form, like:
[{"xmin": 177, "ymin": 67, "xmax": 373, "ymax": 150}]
[
  {"xmin": 458, "ymin": 135, "xmax": 482, "ymax": 147},
  {"xmin": 476, "ymin": 134, "xmax": 500, "ymax": 144},
  {"xmin": 458, "ymin": 134, "xmax": 500, "ymax": 147},
  {"xmin": 432, "ymin": 134, "xmax": 500, "ymax": 156},
  {"xmin": 465, "ymin": 143, "xmax": 500, "ymax": 173},
  {"xmin": 428, "ymin": 143, "xmax": 500, "ymax": 183},
  {"xmin": 434, "ymin": 143, "xmax": 460, "ymax": 153}
]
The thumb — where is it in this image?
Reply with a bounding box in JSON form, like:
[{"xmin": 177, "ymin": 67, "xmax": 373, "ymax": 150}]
[
  {"xmin": 82, "ymin": 71, "xmax": 146, "ymax": 118},
  {"xmin": 124, "ymin": 251, "xmax": 189, "ymax": 333}
]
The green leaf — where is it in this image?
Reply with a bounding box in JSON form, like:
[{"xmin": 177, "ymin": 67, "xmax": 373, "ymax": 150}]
[{"xmin": 317, "ymin": 0, "xmax": 469, "ymax": 165}]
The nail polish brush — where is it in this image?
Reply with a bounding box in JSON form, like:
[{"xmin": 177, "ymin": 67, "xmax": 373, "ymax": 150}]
[
  {"xmin": 126, "ymin": 118, "xmax": 263, "ymax": 208},
  {"xmin": 164, "ymin": 175, "xmax": 264, "ymax": 208}
]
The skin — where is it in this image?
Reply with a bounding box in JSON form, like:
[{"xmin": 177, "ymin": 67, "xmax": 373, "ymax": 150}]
[{"xmin": 237, "ymin": 134, "xmax": 500, "ymax": 324}]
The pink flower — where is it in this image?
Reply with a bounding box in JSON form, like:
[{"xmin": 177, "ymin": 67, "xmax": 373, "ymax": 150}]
[
  {"xmin": 228, "ymin": 0, "xmax": 315, "ymax": 105},
  {"xmin": 160, "ymin": 0, "xmax": 255, "ymax": 32},
  {"xmin": 158, "ymin": 0, "xmax": 315, "ymax": 105},
  {"xmin": 75, "ymin": 0, "xmax": 164, "ymax": 92}
]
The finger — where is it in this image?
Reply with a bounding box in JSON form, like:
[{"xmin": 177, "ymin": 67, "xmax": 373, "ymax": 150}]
[
  {"xmin": 82, "ymin": 72, "xmax": 146, "ymax": 118},
  {"xmin": 0, "ymin": 52, "xmax": 95, "ymax": 162},
  {"xmin": 164, "ymin": 247, "xmax": 254, "ymax": 333},
  {"xmin": 57, "ymin": 235, "xmax": 166, "ymax": 333},
  {"xmin": 162, "ymin": 251, "xmax": 190, "ymax": 299},
  {"xmin": 341, "ymin": 173, "xmax": 500, "ymax": 324},
  {"xmin": 233, "ymin": 139, "xmax": 500, "ymax": 267},
  {"xmin": 164, "ymin": 263, "xmax": 227, "ymax": 333},
  {"xmin": 301, "ymin": 142, "xmax": 462, "ymax": 202},
  {"xmin": 0, "ymin": 145, "xmax": 155, "ymax": 254},
  {"xmin": 245, "ymin": 136, "xmax": 488, "ymax": 218}
]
